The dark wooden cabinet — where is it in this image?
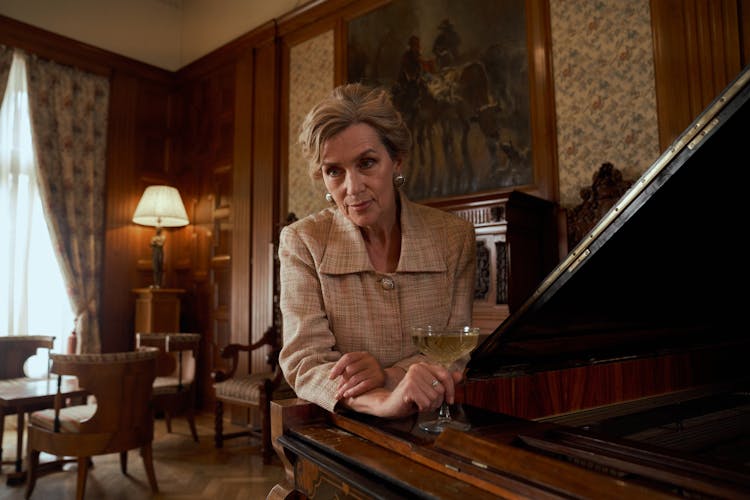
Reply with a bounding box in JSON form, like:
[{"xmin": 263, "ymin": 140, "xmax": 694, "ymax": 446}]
[{"xmin": 441, "ymin": 191, "xmax": 558, "ymax": 334}]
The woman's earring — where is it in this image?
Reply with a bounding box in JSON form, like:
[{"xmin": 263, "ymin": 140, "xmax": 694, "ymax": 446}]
[
  {"xmin": 393, "ymin": 174, "xmax": 406, "ymax": 188},
  {"xmin": 325, "ymin": 192, "xmax": 334, "ymax": 203}
]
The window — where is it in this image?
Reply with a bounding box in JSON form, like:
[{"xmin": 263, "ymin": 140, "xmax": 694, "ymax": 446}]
[{"xmin": 0, "ymin": 52, "xmax": 74, "ymax": 373}]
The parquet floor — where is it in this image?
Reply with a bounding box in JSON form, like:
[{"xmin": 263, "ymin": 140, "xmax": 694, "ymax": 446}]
[{"xmin": 0, "ymin": 412, "xmax": 284, "ymax": 500}]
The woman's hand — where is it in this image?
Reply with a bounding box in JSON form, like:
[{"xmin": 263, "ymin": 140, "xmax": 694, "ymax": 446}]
[
  {"xmin": 330, "ymin": 351, "xmax": 386, "ymax": 399},
  {"xmin": 392, "ymin": 362, "xmax": 462, "ymax": 412},
  {"xmin": 338, "ymin": 362, "xmax": 464, "ymax": 418}
]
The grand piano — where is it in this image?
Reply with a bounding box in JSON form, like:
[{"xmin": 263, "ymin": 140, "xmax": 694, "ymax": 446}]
[{"xmin": 268, "ymin": 65, "xmax": 750, "ymax": 499}]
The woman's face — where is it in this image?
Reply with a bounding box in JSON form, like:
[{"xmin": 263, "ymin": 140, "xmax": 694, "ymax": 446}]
[{"xmin": 320, "ymin": 123, "xmax": 401, "ymax": 230}]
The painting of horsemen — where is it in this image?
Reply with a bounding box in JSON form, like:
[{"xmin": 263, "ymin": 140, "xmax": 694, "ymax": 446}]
[{"xmin": 347, "ymin": 0, "xmax": 531, "ymax": 202}]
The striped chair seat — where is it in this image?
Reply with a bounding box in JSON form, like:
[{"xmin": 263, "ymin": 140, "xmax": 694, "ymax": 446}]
[
  {"xmin": 213, "ymin": 373, "xmax": 295, "ymax": 405},
  {"xmin": 0, "ymin": 375, "xmax": 76, "ymax": 391},
  {"xmin": 50, "ymin": 350, "xmax": 157, "ymax": 363},
  {"xmin": 29, "ymin": 404, "xmax": 97, "ymax": 433},
  {"xmin": 152, "ymin": 376, "xmax": 193, "ymax": 395}
]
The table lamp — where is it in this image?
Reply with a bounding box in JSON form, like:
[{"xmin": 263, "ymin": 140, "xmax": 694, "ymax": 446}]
[{"xmin": 132, "ymin": 185, "xmax": 189, "ymax": 288}]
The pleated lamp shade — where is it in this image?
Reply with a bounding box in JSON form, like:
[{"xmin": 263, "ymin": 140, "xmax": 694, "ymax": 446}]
[{"xmin": 132, "ymin": 185, "xmax": 189, "ymax": 228}]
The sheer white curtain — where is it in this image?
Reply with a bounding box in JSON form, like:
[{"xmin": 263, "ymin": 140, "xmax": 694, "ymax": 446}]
[{"xmin": 0, "ymin": 52, "xmax": 74, "ymax": 371}]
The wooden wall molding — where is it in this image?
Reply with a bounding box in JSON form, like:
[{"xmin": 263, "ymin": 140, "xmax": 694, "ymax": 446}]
[
  {"xmin": 276, "ymin": 0, "xmax": 364, "ymax": 38},
  {"xmin": 249, "ymin": 36, "xmax": 282, "ymax": 370},
  {"xmin": 231, "ymin": 49, "xmax": 254, "ymax": 374},
  {"xmin": 177, "ymin": 21, "xmax": 275, "ymax": 81}
]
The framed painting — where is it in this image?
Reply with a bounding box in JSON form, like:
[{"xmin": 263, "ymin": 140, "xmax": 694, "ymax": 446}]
[{"xmin": 345, "ymin": 0, "xmax": 557, "ymax": 204}]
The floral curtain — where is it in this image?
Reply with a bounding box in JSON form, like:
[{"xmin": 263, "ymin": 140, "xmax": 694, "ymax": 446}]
[
  {"xmin": 0, "ymin": 45, "xmax": 12, "ymax": 101},
  {"xmin": 25, "ymin": 55, "xmax": 109, "ymax": 353}
]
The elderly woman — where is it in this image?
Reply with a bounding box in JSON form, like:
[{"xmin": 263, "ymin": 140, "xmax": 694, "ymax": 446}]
[{"xmin": 279, "ymin": 83, "xmax": 476, "ymax": 419}]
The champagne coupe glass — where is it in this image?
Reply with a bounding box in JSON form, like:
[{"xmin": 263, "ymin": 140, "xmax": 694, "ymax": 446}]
[{"xmin": 411, "ymin": 325, "xmax": 480, "ymax": 433}]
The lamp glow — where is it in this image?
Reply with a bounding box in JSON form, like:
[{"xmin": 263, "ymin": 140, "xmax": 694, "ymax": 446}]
[{"xmin": 132, "ymin": 185, "xmax": 189, "ymax": 288}]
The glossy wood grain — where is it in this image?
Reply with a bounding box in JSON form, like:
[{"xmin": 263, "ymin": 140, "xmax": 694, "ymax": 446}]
[{"xmin": 460, "ymin": 346, "xmax": 745, "ymax": 419}]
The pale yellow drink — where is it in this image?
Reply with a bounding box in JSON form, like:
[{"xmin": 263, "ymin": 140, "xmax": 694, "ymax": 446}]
[
  {"xmin": 412, "ymin": 330, "xmax": 479, "ymax": 366},
  {"xmin": 410, "ymin": 326, "xmax": 480, "ymax": 433}
]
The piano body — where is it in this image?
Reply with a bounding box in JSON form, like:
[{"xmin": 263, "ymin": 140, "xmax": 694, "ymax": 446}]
[{"xmin": 269, "ymin": 65, "xmax": 750, "ymax": 499}]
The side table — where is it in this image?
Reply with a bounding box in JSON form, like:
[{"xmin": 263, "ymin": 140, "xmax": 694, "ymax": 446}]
[{"xmin": 0, "ymin": 377, "xmax": 87, "ymax": 484}]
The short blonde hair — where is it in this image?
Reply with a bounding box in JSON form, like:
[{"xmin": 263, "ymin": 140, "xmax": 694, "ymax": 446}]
[{"xmin": 298, "ymin": 83, "xmax": 412, "ymax": 179}]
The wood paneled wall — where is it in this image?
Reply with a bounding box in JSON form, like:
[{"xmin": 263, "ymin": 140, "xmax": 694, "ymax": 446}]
[
  {"xmin": 175, "ymin": 60, "xmax": 238, "ymax": 407},
  {"xmin": 650, "ymin": 0, "xmax": 750, "ymax": 150},
  {"xmin": 105, "ymin": 72, "xmax": 178, "ymax": 354},
  {"xmin": 174, "ymin": 22, "xmax": 281, "ymax": 408}
]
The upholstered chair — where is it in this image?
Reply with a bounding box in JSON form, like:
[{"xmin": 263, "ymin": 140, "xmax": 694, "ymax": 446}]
[
  {"xmin": 212, "ymin": 326, "xmax": 295, "ymax": 464},
  {"xmin": 25, "ymin": 349, "xmax": 159, "ymax": 500},
  {"xmin": 137, "ymin": 332, "xmax": 201, "ymax": 442}
]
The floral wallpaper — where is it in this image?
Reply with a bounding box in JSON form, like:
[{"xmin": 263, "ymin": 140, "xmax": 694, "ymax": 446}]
[
  {"xmin": 287, "ymin": 31, "xmax": 334, "ymax": 219},
  {"xmin": 549, "ymin": 0, "xmax": 659, "ymax": 208},
  {"xmin": 287, "ymin": 0, "xmax": 660, "ymax": 211}
]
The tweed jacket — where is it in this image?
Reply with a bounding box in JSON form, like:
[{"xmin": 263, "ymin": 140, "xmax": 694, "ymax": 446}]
[{"xmin": 278, "ymin": 192, "xmax": 476, "ymax": 412}]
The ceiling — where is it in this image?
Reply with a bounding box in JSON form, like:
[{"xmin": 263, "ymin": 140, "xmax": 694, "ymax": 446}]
[{"xmin": 0, "ymin": 0, "xmax": 304, "ymax": 71}]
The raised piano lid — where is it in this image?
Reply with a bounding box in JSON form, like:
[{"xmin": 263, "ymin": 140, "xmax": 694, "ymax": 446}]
[{"xmin": 468, "ymin": 64, "xmax": 750, "ymax": 379}]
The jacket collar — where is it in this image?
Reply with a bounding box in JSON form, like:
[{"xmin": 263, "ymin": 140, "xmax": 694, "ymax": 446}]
[{"xmin": 319, "ymin": 192, "xmax": 445, "ymax": 275}]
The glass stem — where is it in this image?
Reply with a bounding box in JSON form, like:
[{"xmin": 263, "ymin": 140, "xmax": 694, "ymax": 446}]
[
  {"xmin": 437, "ymin": 401, "xmax": 451, "ymax": 422},
  {"xmin": 437, "ymin": 362, "xmax": 453, "ymax": 424}
]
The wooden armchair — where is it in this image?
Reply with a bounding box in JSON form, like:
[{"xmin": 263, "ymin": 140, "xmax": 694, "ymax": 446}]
[
  {"xmin": 25, "ymin": 349, "xmax": 159, "ymax": 500},
  {"xmin": 212, "ymin": 326, "xmax": 295, "ymax": 464},
  {"xmin": 136, "ymin": 332, "xmax": 200, "ymax": 442},
  {"xmin": 0, "ymin": 335, "xmax": 54, "ymax": 470}
]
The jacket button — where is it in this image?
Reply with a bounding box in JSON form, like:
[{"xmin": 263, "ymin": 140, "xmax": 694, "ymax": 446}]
[{"xmin": 380, "ymin": 277, "xmax": 395, "ymax": 290}]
